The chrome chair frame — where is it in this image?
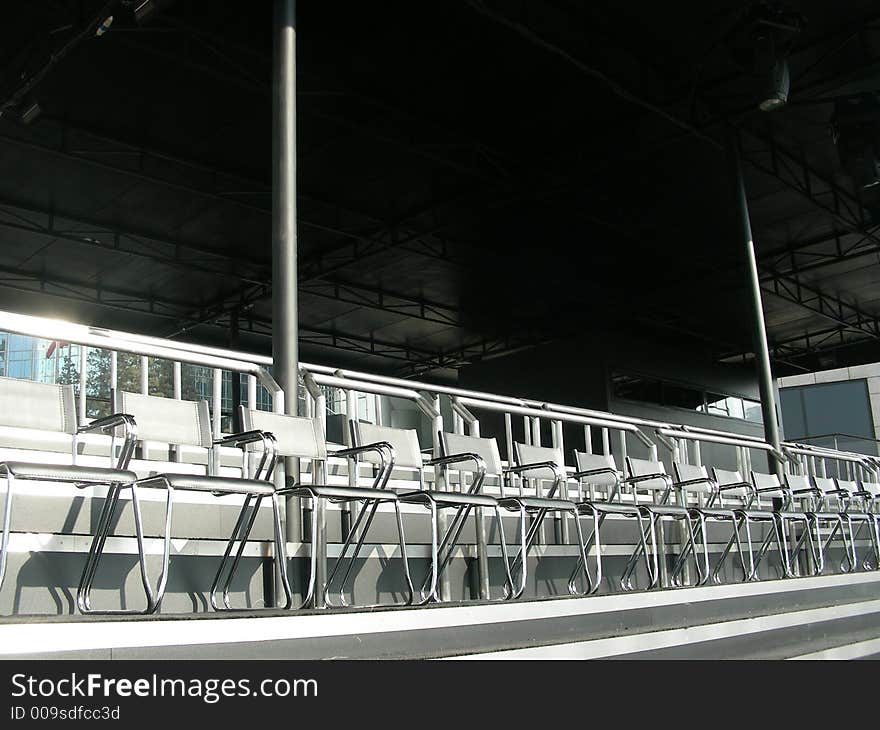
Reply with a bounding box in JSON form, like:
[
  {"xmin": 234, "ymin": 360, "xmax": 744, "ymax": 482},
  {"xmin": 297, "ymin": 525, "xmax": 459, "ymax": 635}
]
[
  {"xmin": 668, "ymin": 464, "xmax": 750, "ymax": 587},
  {"xmin": 79, "ymin": 393, "xmax": 292, "ymax": 615},
  {"xmin": 737, "ymin": 472, "xmax": 819, "ymax": 581},
  {"xmin": 0, "ymin": 411, "xmax": 140, "ymax": 606},
  {"xmin": 398, "ymin": 431, "xmax": 514, "ymax": 604},
  {"xmin": 498, "ymin": 444, "xmax": 593, "ymax": 600},
  {"xmin": 832, "ymin": 478, "xmax": 880, "ymax": 572},
  {"xmin": 279, "ymin": 437, "xmax": 415, "ymax": 610},
  {"xmin": 565, "ymin": 453, "xmax": 657, "ymax": 594}
]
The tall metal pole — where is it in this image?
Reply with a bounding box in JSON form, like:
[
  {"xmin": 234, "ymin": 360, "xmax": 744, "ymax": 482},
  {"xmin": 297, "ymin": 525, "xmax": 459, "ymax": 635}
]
[
  {"xmin": 730, "ymin": 133, "xmax": 782, "ymax": 477},
  {"xmin": 273, "ymin": 0, "xmax": 302, "ymax": 544}
]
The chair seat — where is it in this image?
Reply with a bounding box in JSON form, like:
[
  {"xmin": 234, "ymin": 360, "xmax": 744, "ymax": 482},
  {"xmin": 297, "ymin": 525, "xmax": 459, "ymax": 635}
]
[
  {"xmin": 810, "ymin": 511, "xmax": 846, "ymax": 521},
  {"xmin": 0, "ymin": 461, "xmax": 137, "ymax": 484},
  {"xmin": 138, "ymin": 473, "xmax": 276, "ymax": 496},
  {"xmin": 696, "ymin": 507, "xmax": 738, "ymax": 520},
  {"xmin": 738, "ymin": 509, "xmax": 808, "ymax": 521},
  {"xmin": 643, "ymin": 504, "xmax": 691, "ymax": 517},
  {"xmin": 498, "ymin": 495, "xmax": 577, "ymax": 511},
  {"xmin": 580, "ymin": 500, "xmax": 642, "ymax": 516},
  {"xmin": 283, "ymin": 484, "xmax": 399, "ymax": 502},
  {"xmin": 399, "ymin": 490, "xmax": 497, "ymax": 507}
]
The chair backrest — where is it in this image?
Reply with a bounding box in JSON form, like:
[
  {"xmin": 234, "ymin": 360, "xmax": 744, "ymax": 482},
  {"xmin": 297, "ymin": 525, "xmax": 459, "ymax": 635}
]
[
  {"xmin": 572, "ymin": 450, "xmax": 618, "ymax": 488},
  {"xmin": 751, "ymin": 471, "xmax": 786, "ymax": 499},
  {"xmin": 0, "ymin": 376, "xmax": 77, "ymax": 434},
  {"xmin": 785, "ymin": 473, "xmax": 813, "ymax": 494},
  {"xmin": 240, "ymin": 408, "xmax": 326, "ymax": 460},
  {"xmin": 441, "ymin": 432, "xmax": 504, "ymax": 475},
  {"xmin": 514, "ymin": 442, "xmax": 565, "ymax": 480},
  {"xmin": 673, "ymin": 462, "xmax": 714, "ymax": 495},
  {"xmin": 711, "ymin": 467, "xmax": 752, "ymax": 497},
  {"xmin": 837, "ymin": 478, "xmax": 861, "ymax": 497},
  {"xmin": 354, "ymin": 422, "xmax": 423, "ymax": 470},
  {"xmin": 813, "ymin": 475, "xmax": 840, "ymax": 496},
  {"xmin": 118, "ymin": 391, "xmax": 212, "ymax": 448},
  {"xmin": 625, "ymin": 457, "xmax": 668, "ymax": 491},
  {"xmin": 858, "ymin": 480, "xmax": 880, "ymax": 498}
]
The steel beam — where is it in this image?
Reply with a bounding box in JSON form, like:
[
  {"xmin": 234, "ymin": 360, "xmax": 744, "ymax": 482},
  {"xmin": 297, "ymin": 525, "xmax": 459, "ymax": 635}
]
[{"xmin": 731, "ymin": 138, "xmax": 783, "ymax": 474}]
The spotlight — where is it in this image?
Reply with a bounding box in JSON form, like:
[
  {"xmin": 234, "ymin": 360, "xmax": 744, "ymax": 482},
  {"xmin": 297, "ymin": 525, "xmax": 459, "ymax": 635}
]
[
  {"xmin": 729, "ymin": 3, "xmax": 803, "ymax": 112},
  {"xmin": 133, "ymin": 0, "xmax": 157, "ymax": 25},
  {"xmin": 757, "ymin": 57, "xmax": 790, "ymax": 112},
  {"xmin": 95, "ymin": 15, "xmax": 114, "ymax": 37},
  {"xmin": 18, "ymin": 100, "xmax": 41, "ymax": 125},
  {"xmin": 831, "ymin": 95, "xmax": 880, "ymax": 189}
]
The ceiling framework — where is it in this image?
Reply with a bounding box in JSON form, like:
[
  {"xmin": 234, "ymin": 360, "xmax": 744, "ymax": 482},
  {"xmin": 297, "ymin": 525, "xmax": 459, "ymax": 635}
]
[{"xmin": 0, "ymin": 2, "xmax": 877, "ymax": 378}]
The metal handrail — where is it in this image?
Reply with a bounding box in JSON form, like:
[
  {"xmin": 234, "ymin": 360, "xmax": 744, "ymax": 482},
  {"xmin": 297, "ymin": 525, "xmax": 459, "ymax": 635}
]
[
  {"xmin": 655, "ymin": 427, "xmax": 787, "ymax": 464},
  {"xmin": 7, "ymin": 306, "xmax": 876, "ymax": 476},
  {"xmin": 0, "ymin": 310, "xmax": 282, "ymax": 398}
]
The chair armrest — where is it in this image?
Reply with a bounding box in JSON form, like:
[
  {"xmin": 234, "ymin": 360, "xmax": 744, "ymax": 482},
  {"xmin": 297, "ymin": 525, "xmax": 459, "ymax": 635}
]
[
  {"xmin": 424, "ymin": 452, "xmax": 487, "ymax": 475},
  {"xmin": 329, "ymin": 441, "xmax": 395, "ymax": 491},
  {"xmin": 718, "ymin": 481, "xmax": 754, "ymax": 493},
  {"xmin": 623, "ymin": 472, "xmax": 672, "ymax": 488},
  {"xmin": 504, "ymin": 461, "xmax": 565, "ymax": 481},
  {"xmin": 674, "ymin": 476, "xmax": 718, "ymax": 490},
  {"xmin": 77, "ymin": 413, "xmax": 136, "ymax": 436},
  {"xmin": 330, "ymin": 441, "xmax": 394, "ymax": 462},
  {"xmin": 214, "ymin": 430, "xmax": 278, "ymax": 481},
  {"xmin": 573, "ymin": 467, "xmax": 620, "ymax": 480},
  {"xmin": 214, "ymin": 430, "xmax": 272, "ymax": 449},
  {"xmin": 76, "ymin": 413, "xmax": 137, "ymax": 469}
]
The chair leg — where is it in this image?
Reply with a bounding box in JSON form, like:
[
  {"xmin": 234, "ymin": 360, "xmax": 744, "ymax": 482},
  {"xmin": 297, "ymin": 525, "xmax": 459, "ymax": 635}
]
[
  {"xmin": 428, "ymin": 504, "xmax": 472, "ymax": 594},
  {"xmin": 622, "ymin": 509, "xmax": 659, "ymax": 590},
  {"xmin": 416, "ymin": 499, "xmax": 440, "ymax": 605},
  {"xmin": 808, "ymin": 516, "xmax": 826, "ymax": 575},
  {"xmin": 0, "ymin": 473, "xmax": 14, "ymax": 594},
  {"xmin": 494, "ymin": 505, "xmax": 516, "ymax": 601},
  {"xmin": 325, "ymin": 498, "xmax": 380, "ymax": 608},
  {"xmin": 210, "ymin": 494, "xmax": 260, "ymax": 611},
  {"xmin": 78, "ymin": 480, "xmax": 168, "ymax": 615},
  {"xmin": 270, "ymin": 492, "xmax": 293, "ymax": 610},
  {"xmin": 393, "ymin": 500, "xmax": 414, "ymax": 606},
  {"xmin": 503, "ymin": 504, "xmax": 528, "ymax": 600},
  {"xmin": 567, "ymin": 508, "xmax": 594, "ymax": 596}
]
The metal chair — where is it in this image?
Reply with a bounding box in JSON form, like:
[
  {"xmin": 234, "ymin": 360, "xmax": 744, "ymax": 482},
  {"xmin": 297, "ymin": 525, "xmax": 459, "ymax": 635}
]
[
  {"xmin": 670, "ymin": 462, "xmax": 749, "ymax": 586},
  {"xmin": 414, "ymin": 430, "xmax": 515, "ymax": 602},
  {"xmin": 243, "ymin": 410, "xmax": 415, "ymax": 610},
  {"xmin": 707, "ymin": 467, "xmax": 762, "ymax": 583},
  {"xmin": 337, "ymin": 423, "xmax": 513, "ymax": 604},
  {"xmin": 787, "ymin": 474, "xmax": 854, "ymax": 575},
  {"xmin": 737, "ymin": 471, "xmax": 818, "ymax": 581},
  {"xmin": 567, "ymin": 451, "xmax": 657, "ymax": 594},
  {"xmin": 855, "ymin": 479, "xmax": 880, "ymax": 569},
  {"xmin": 621, "ymin": 457, "xmax": 711, "ymax": 589},
  {"xmin": 0, "ymin": 377, "xmax": 139, "ymax": 606},
  {"xmin": 833, "ymin": 477, "xmax": 880, "ymax": 572},
  {"xmin": 78, "ymin": 391, "xmax": 286, "ymax": 614},
  {"xmin": 499, "ymin": 442, "xmax": 593, "ymax": 599}
]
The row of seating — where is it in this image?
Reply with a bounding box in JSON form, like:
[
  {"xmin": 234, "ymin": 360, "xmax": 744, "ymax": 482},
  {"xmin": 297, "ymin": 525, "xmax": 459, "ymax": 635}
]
[{"xmin": 0, "ymin": 376, "xmax": 878, "ymax": 615}]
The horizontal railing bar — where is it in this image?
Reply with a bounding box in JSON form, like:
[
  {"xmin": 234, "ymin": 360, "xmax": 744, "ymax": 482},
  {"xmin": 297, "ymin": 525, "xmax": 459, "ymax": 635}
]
[
  {"xmin": 309, "ymin": 373, "xmax": 422, "ymax": 401},
  {"xmin": 455, "ymin": 396, "xmax": 642, "ymax": 434},
  {"xmin": 656, "ymin": 427, "xmax": 781, "ymax": 457}
]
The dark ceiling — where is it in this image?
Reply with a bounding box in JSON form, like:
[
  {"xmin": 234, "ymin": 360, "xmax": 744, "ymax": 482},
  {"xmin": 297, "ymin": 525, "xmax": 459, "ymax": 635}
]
[{"xmin": 0, "ymin": 0, "xmax": 878, "ymax": 381}]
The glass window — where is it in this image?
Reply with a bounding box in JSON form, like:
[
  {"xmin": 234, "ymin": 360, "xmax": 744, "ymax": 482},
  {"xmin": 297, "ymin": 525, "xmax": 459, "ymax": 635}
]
[
  {"xmin": 742, "ymin": 398, "xmax": 763, "ymax": 424},
  {"xmin": 613, "ymin": 371, "xmax": 761, "ymax": 423},
  {"xmin": 662, "ymin": 383, "xmax": 704, "ymax": 411},
  {"xmin": 612, "ymin": 373, "xmax": 663, "ymax": 404},
  {"xmin": 780, "ymin": 379, "xmax": 874, "ymax": 441}
]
